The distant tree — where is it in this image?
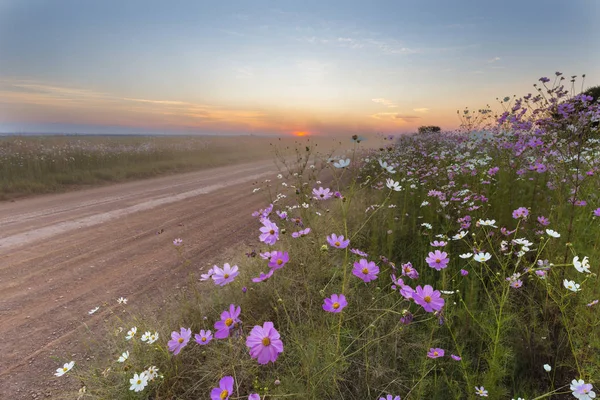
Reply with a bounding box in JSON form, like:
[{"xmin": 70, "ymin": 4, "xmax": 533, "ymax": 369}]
[
  {"xmin": 417, "ymin": 125, "xmax": 441, "ymax": 134},
  {"xmin": 583, "ymin": 85, "xmax": 600, "ymax": 103}
]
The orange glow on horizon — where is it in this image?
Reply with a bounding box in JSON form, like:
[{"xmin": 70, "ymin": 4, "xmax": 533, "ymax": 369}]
[{"xmin": 293, "ymin": 131, "xmax": 309, "ymax": 137}]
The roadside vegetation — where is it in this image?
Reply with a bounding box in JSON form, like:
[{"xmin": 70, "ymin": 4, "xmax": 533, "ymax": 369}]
[{"xmin": 55, "ymin": 73, "xmax": 599, "ymax": 400}]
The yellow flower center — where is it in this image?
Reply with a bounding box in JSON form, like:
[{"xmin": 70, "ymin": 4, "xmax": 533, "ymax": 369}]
[
  {"xmin": 435, "ymin": 258, "xmax": 441, "ymax": 263},
  {"xmin": 362, "ymin": 268, "xmax": 369, "ymax": 274},
  {"xmin": 137, "ymin": 379, "xmax": 142, "ymax": 384},
  {"xmin": 63, "ymin": 367, "xmax": 68, "ymax": 372},
  {"xmin": 178, "ymin": 337, "xmax": 184, "ymax": 343},
  {"xmin": 269, "ymin": 229, "xmax": 275, "ymax": 234},
  {"xmin": 433, "ymin": 351, "xmax": 439, "ymax": 357},
  {"xmin": 335, "ymin": 241, "xmax": 341, "ymax": 246},
  {"xmin": 225, "ymin": 318, "xmax": 233, "ymax": 327},
  {"xmin": 220, "ymin": 390, "xmax": 229, "ymax": 399},
  {"xmin": 277, "ymin": 259, "xmax": 283, "ymax": 265},
  {"xmin": 224, "ymin": 273, "xmax": 230, "ymax": 279},
  {"xmin": 424, "ymin": 296, "xmax": 432, "ymax": 303},
  {"xmin": 262, "ymin": 337, "xmax": 271, "ymax": 346},
  {"xmin": 333, "ymin": 302, "xmax": 340, "ymax": 309}
]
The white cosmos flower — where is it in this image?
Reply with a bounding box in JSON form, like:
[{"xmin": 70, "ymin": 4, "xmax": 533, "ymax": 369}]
[
  {"xmin": 420, "ymin": 201, "xmax": 430, "ymax": 207},
  {"xmin": 144, "ymin": 366, "xmax": 159, "ymax": 381},
  {"xmin": 386, "ymin": 178, "xmax": 402, "ymax": 191},
  {"xmin": 141, "ymin": 331, "xmax": 151, "ymax": 342},
  {"xmin": 302, "ymin": 203, "xmax": 309, "ymax": 209},
  {"xmin": 459, "ymin": 253, "xmax": 473, "ymax": 259},
  {"xmin": 126, "ymin": 327, "xmax": 137, "ymax": 340},
  {"xmin": 54, "ymin": 361, "xmax": 75, "ymax": 377},
  {"xmin": 147, "ymin": 332, "xmax": 159, "ymax": 344},
  {"xmin": 477, "ymin": 219, "xmax": 497, "ymax": 228},
  {"xmin": 452, "ymin": 231, "xmax": 467, "ymax": 240},
  {"xmin": 473, "ymin": 252, "xmax": 492, "ymax": 263},
  {"xmin": 333, "ymin": 158, "xmax": 350, "ymax": 168},
  {"xmin": 543, "ymin": 364, "xmax": 551, "ymax": 372},
  {"xmin": 563, "ymin": 279, "xmax": 581, "ymax": 292},
  {"xmin": 277, "ymin": 174, "xmax": 283, "ymax": 179},
  {"xmin": 545, "ymin": 229, "xmax": 560, "ymax": 238},
  {"xmin": 88, "ymin": 307, "xmax": 99, "ymax": 315},
  {"xmin": 129, "ymin": 372, "xmax": 149, "ymax": 392},
  {"xmin": 117, "ymin": 297, "xmax": 128, "ymax": 304},
  {"xmin": 573, "ymin": 256, "xmax": 591, "ymax": 274},
  {"xmin": 378, "ymin": 159, "xmax": 396, "ymax": 173},
  {"xmin": 421, "ymin": 223, "xmax": 432, "ymax": 230},
  {"xmin": 118, "ymin": 351, "xmax": 129, "ymax": 363}
]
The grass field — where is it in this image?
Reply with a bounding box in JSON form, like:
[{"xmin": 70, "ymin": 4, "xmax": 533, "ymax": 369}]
[
  {"xmin": 0, "ymin": 135, "xmax": 347, "ymax": 200},
  {"xmin": 49, "ymin": 76, "xmax": 600, "ymax": 400}
]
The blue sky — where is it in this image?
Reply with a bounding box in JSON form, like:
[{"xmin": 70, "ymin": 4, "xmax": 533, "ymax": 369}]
[{"xmin": 0, "ymin": 0, "xmax": 598, "ymax": 135}]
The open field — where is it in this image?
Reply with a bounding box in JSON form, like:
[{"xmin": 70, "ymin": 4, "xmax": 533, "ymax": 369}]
[{"xmin": 0, "ymin": 135, "xmax": 348, "ymax": 200}]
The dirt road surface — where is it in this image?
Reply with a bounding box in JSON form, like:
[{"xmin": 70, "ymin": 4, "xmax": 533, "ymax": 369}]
[{"xmin": 0, "ymin": 159, "xmax": 278, "ymax": 399}]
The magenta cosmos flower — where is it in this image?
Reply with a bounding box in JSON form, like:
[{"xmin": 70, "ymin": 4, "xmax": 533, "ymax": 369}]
[
  {"xmin": 451, "ymin": 354, "xmax": 462, "ymax": 361},
  {"xmin": 214, "ymin": 304, "xmax": 241, "ymax": 339},
  {"xmin": 327, "ymin": 233, "xmax": 350, "ymax": 249},
  {"xmin": 379, "ymin": 395, "xmax": 401, "ymax": 400},
  {"xmin": 291, "ymin": 227, "xmax": 311, "ymax": 238},
  {"xmin": 167, "ymin": 327, "xmax": 191, "ymax": 355},
  {"xmin": 350, "ymin": 248, "xmax": 368, "ymax": 257},
  {"xmin": 245, "ymin": 321, "xmax": 284, "ymax": 364},
  {"xmin": 212, "ymin": 263, "xmax": 239, "ymax": 286},
  {"xmin": 211, "ymin": 376, "xmax": 234, "ymax": 400},
  {"xmin": 352, "ymin": 259, "xmax": 380, "ymax": 282},
  {"xmin": 412, "ymin": 285, "xmax": 445, "ymax": 312},
  {"xmin": 427, "ymin": 348, "xmax": 445, "ymax": 358},
  {"xmin": 323, "ymin": 294, "xmax": 348, "ymax": 313},
  {"xmin": 248, "ymin": 394, "xmax": 261, "ymax": 400},
  {"xmin": 252, "ymin": 269, "xmax": 274, "ymax": 283},
  {"xmin": 194, "ymin": 329, "xmax": 213, "ymax": 345},
  {"xmin": 313, "ymin": 187, "xmax": 333, "ymax": 200},
  {"xmin": 512, "ymin": 207, "xmax": 529, "ymax": 219},
  {"xmin": 268, "ymin": 251, "xmax": 289, "ymax": 270},
  {"xmin": 425, "ymin": 250, "xmax": 449, "ymax": 271},
  {"xmin": 401, "ymin": 262, "xmax": 419, "ymax": 279},
  {"xmin": 259, "ymin": 219, "xmax": 279, "ymax": 245}
]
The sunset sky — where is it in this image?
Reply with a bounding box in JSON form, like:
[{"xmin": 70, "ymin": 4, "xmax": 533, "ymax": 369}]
[{"xmin": 0, "ymin": 0, "xmax": 599, "ymax": 136}]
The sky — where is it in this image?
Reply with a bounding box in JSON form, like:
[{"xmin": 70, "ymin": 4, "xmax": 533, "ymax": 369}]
[{"xmin": 0, "ymin": 0, "xmax": 599, "ymax": 136}]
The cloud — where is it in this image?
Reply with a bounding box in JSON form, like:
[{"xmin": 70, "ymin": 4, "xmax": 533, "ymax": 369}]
[
  {"xmin": 123, "ymin": 98, "xmax": 190, "ymax": 105},
  {"xmin": 487, "ymin": 57, "xmax": 500, "ymax": 63},
  {"xmin": 413, "ymin": 108, "xmax": 429, "ymax": 113},
  {"xmin": 297, "ymin": 35, "xmax": 417, "ymax": 55},
  {"xmin": 372, "ymin": 98, "xmax": 397, "ymax": 108},
  {"xmin": 371, "ymin": 112, "xmax": 420, "ymax": 122}
]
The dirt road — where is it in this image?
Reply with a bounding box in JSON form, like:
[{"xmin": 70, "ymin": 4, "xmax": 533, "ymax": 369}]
[{"xmin": 0, "ymin": 159, "xmax": 278, "ymax": 398}]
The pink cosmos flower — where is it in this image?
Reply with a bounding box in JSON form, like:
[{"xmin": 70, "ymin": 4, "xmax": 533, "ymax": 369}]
[
  {"xmin": 430, "ymin": 240, "xmax": 447, "ymax": 247},
  {"xmin": 173, "ymin": 238, "xmax": 183, "ymax": 246},
  {"xmin": 352, "ymin": 259, "xmax": 379, "ymax": 282},
  {"xmin": 427, "ymin": 348, "xmax": 445, "ymax": 358},
  {"xmin": 194, "ymin": 329, "xmax": 213, "ymax": 345},
  {"xmin": 512, "ymin": 207, "xmax": 529, "ymax": 219},
  {"xmin": 327, "ymin": 233, "xmax": 350, "ymax": 249},
  {"xmin": 212, "ymin": 263, "xmax": 239, "ymax": 286},
  {"xmin": 248, "ymin": 395, "xmax": 261, "ymax": 400},
  {"xmin": 291, "ymin": 228, "xmax": 311, "ymax": 238},
  {"xmin": 425, "ymin": 250, "xmax": 450, "ymax": 271},
  {"xmin": 412, "ymin": 285, "xmax": 445, "ymax": 312},
  {"xmin": 451, "ymin": 354, "xmax": 462, "ymax": 361},
  {"xmin": 593, "ymin": 208, "xmax": 600, "ymax": 217},
  {"xmin": 460, "ymin": 269, "xmax": 469, "ymax": 276},
  {"xmin": 259, "ymin": 251, "xmax": 272, "ymax": 260},
  {"xmin": 313, "ymin": 187, "xmax": 333, "ymax": 200},
  {"xmin": 268, "ymin": 251, "xmax": 289, "ymax": 270},
  {"xmin": 323, "ymin": 294, "xmax": 348, "ymax": 313},
  {"xmin": 211, "ymin": 376, "xmax": 234, "ymax": 400},
  {"xmin": 252, "ymin": 269, "xmax": 274, "ymax": 283},
  {"xmin": 259, "ymin": 219, "xmax": 279, "ymax": 245},
  {"xmin": 379, "ymin": 395, "xmax": 401, "ymax": 400},
  {"xmin": 167, "ymin": 327, "xmax": 191, "ymax": 355},
  {"xmin": 350, "ymin": 248, "xmax": 368, "ymax": 257},
  {"xmin": 214, "ymin": 304, "xmax": 241, "ymax": 339},
  {"xmin": 276, "ymin": 210, "xmax": 287, "ymax": 219},
  {"xmin": 200, "ymin": 268, "xmax": 214, "ymax": 281},
  {"xmin": 401, "ymin": 262, "xmax": 419, "ymax": 279},
  {"xmin": 246, "ymin": 321, "xmax": 284, "ymax": 364},
  {"xmin": 537, "ymin": 215, "xmax": 550, "ymax": 226}
]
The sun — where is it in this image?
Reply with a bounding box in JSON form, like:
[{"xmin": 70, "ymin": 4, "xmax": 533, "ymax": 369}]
[{"xmin": 293, "ymin": 131, "xmax": 309, "ymax": 137}]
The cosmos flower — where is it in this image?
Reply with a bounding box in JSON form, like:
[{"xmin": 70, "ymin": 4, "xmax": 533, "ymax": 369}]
[
  {"xmin": 212, "ymin": 263, "xmax": 239, "ymax": 286},
  {"xmin": 125, "ymin": 327, "xmax": 137, "ymax": 340},
  {"xmin": 129, "ymin": 372, "xmax": 149, "ymax": 392},
  {"xmin": 259, "ymin": 219, "xmax": 279, "ymax": 245},
  {"xmin": 252, "ymin": 269, "xmax": 275, "ymax": 283},
  {"xmin": 512, "ymin": 207, "xmax": 529, "ymax": 219},
  {"xmin": 214, "ymin": 304, "xmax": 241, "ymax": 339},
  {"xmin": 333, "ymin": 158, "xmax": 350, "ymax": 168},
  {"xmin": 352, "ymin": 259, "xmax": 380, "ymax": 282},
  {"xmin": 194, "ymin": 329, "xmax": 213, "ymax": 345},
  {"xmin": 459, "ymin": 253, "xmax": 473, "ymax": 259},
  {"xmin": 401, "ymin": 262, "xmax": 419, "ymax": 279},
  {"xmin": 54, "ymin": 361, "xmax": 75, "ymax": 377},
  {"xmin": 322, "ymin": 294, "xmax": 348, "ymax": 313},
  {"xmin": 451, "ymin": 354, "xmax": 462, "ymax": 361},
  {"xmin": 570, "ymin": 379, "xmax": 595, "ymax": 400},
  {"xmin": 291, "ymin": 228, "xmax": 311, "ymax": 238},
  {"xmin": 117, "ymin": 351, "xmax": 129, "ymax": 363},
  {"xmin": 573, "ymin": 256, "xmax": 591, "ymax": 274},
  {"xmin": 117, "ymin": 297, "xmax": 128, "ymax": 304},
  {"xmin": 173, "ymin": 238, "xmax": 183, "ymax": 246},
  {"xmin": 412, "ymin": 285, "xmax": 445, "ymax": 312},
  {"xmin": 563, "ymin": 279, "xmax": 581, "ymax": 292},
  {"xmin": 473, "ymin": 252, "xmax": 492, "ymax": 263},
  {"xmin": 327, "ymin": 233, "xmax": 350, "ymax": 249},
  {"xmin": 386, "ymin": 178, "xmax": 402, "ymax": 191},
  {"xmin": 211, "ymin": 376, "xmax": 234, "ymax": 400},
  {"xmin": 475, "ymin": 386, "xmax": 488, "ymax": 397},
  {"xmin": 350, "ymin": 248, "xmax": 368, "ymax": 257},
  {"xmin": 88, "ymin": 306, "xmax": 99, "ymax": 315},
  {"xmin": 268, "ymin": 251, "xmax": 289, "ymax": 270},
  {"xmin": 246, "ymin": 321, "xmax": 284, "ymax": 364},
  {"xmin": 545, "ymin": 229, "xmax": 560, "ymax": 238},
  {"xmin": 312, "ymin": 187, "xmax": 333, "ymax": 200},
  {"xmin": 167, "ymin": 327, "xmax": 191, "ymax": 355},
  {"xmin": 427, "ymin": 348, "xmax": 445, "ymax": 358},
  {"xmin": 379, "ymin": 395, "xmax": 401, "ymax": 400},
  {"xmin": 425, "ymin": 250, "xmax": 450, "ymax": 271}
]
